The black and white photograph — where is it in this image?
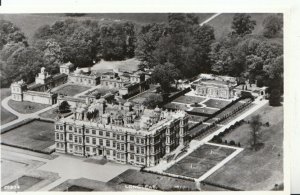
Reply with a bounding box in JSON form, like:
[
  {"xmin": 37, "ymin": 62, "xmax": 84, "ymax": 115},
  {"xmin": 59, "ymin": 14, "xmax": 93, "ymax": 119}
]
[{"xmin": 0, "ymin": 1, "xmax": 294, "ymax": 193}]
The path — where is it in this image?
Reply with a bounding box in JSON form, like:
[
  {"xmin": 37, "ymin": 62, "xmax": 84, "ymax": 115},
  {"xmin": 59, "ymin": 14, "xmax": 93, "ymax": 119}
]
[
  {"xmin": 200, "ymin": 13, "xmax": 222, "ymax": 26},
  {"xmin": 146, "ymin": 99, "xmax": 268, "ymax": 173}
]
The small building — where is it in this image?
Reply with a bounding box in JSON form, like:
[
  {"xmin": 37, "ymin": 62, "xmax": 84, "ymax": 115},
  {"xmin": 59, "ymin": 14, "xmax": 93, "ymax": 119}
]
[
  {"xmin": 192, "ymin": 74, "xmax": 237, "ymax": 99},
  {"xmin": 68, "ymin": 67, "xmax": 101, "ymax": 86}
]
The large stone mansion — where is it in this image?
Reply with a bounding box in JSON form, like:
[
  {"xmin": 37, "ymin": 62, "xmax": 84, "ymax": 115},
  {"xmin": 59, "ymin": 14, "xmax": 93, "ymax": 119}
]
[{"xmin": 55, "ymin": 99, "xmax": 189, "ymax": 167}]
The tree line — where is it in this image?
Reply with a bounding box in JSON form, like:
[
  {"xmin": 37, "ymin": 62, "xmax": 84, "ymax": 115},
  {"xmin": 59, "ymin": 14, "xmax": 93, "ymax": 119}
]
[{"xmin": 1, "ymin": 13, "xmax": 283, "ymax": 96}]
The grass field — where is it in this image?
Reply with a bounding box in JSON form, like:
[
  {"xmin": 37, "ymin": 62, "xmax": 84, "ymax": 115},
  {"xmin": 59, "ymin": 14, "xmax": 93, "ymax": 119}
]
[
  {"xmin": 172, "ymin": 95, "xmax": 206, "ymax": 104},
  {"xmin": 204, "ymin": 105, "xmax": 283, "ymax": 190},
  {"xmin": 108, "ymin": 169, "xmax": 198, "ymax": 191},
  {"xmin": 208, "ymin": 13, "xmax": 283, "ymax": 42},
  {"xmin": 1, "ymin": 119, "xmax": 55, "ymax": 152},
  {"xmin": 38, "ymin": 107, "xmax": 71, "ymax": 119},
  {"xmin": 203, "ymin": 99, "xmax": 231, "ymax": 109},
  {"xmin": 188, "ymin": 114, "xmax": 208, "ymax": 123},
  {"xmin": 0, "ymin": 88, "xmax": 18, "ymax": 125},
  {"xmin": 52, "ymin": 84, "xmax": 90, "ymax": 96},
  {"xmin": 2, "ymin": 175, "xmax": 42, "ymax": 192},
  {"xmin": 165, "ymin": 144, "xmax": 235, "ymax": 179},
  {"xmin": 8, "ymin": 99, "xmax": 49, "ymax": 114},
  {"xmin": 0, "ymin": 13, "xmax": 213, "ymax": 43}
]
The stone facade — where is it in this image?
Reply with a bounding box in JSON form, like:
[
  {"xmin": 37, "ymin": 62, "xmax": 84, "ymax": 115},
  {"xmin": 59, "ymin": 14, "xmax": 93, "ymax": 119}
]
[
  {"xmin": 55, "ymin": 100, "xmax": 189, "ymax": 167},
  {"xmin": 193, "ymin": 74, "xmax": 237, "ymax": 99}
]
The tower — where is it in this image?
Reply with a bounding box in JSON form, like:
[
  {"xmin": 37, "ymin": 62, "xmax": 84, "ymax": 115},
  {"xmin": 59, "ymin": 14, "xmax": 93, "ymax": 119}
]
[{"xmin": 11, "ymin": 80, "xmax": 27, "ymax": 102}]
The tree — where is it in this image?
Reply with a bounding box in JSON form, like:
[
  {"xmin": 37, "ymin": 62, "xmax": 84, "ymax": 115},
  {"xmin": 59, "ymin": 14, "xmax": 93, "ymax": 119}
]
[
  {"xmin": 59, "ymin": 101, "xmax": 70, "ymax": 113},
  {"xmin": 249, "ymin": 114, "xmax": 262, "ymax": 150},
  {"xmin": 262, "ymin": 14, "xmax": 283, "ymax": 38},
  {"xmin": 269, "ymin": 88, "xmax": 281, "ymax": 106},
  {"xmin": 151, "ymin": 62, "xmax": 181, "ymax": 92},
  {"xmin": 0, "ymin": 19, "xmax": 27, "ymax": 49},
  {"xmin": 142, "ymin": 94, "xmax": 163, "ymax": 109},
  {"xmin": 231, "ymin": 14, "xmax": 256, "ymax": 36}
]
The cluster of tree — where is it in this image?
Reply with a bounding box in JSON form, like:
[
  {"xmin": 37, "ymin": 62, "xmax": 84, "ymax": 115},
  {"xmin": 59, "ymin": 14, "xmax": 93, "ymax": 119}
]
[
  {"xmin": 136, "ymin": 13, "xmax": 215, "ymax": 83},
  {"xmin": 210, "ymin": 14, "xmax": 283, "ymax": 95}
]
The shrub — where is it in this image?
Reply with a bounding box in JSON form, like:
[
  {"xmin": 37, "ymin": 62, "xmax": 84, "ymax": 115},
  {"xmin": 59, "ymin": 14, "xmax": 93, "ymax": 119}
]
[
  {"xmin": 229, "ymin": 140, "xmax": 236, "ymax": 146},
  {"xmin": 238, "ymin": 142, "xmax": 241, "ymax": 147},
  {"xmin": 266, "ymin": 122, "xmax": 270, "ymax": 127},
  {"xmin": 224, "ymin": 140, "xmax": 228, "ymax": 144}
]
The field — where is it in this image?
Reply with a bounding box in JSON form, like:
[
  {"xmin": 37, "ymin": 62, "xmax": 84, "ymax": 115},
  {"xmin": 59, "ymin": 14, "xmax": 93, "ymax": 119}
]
[
  {"xmin": 0, "ymin": 88, "xmax": 18, "ymax": 125},
  {"xmin": 108, "ymin": 169, "xmax": 198, "ymax": 191},
  {"xmin": 0, "ymin": 13, "xmax": 213, "ymax": 43},
  {"xmin": 172, "ymin": 95, "xmax": 206, "ymax": 104},
  {"xmin": 204, "ymin": 105, "xmax": 283, "ymax": 190},
  {"xmin": 8, "ymin": 99, "xmax": 49, "ymax": 114},
  {"xmin": 203, "ymin": 99, "xmax": 231, "ymax": 109},
  {"xmin": 2, "ymin": 175, "xmax": 42, "ymax": 192},
  {"xmin": 188, "ymin": 114, "xmax": 207, "ymax": 123},
  {"xmin": 38, "ymin": 107, "xmax": 71, "ymax": 119},
  {"xmin": 208, "ymin": 13, "xmax": 283, "ymax": 42},
  {"xmin": 165, "ymin": 144, "xmax": 235, "ymax": 179},
  {"xmin": 1, "ymin": 119, "xmax": 55, "ymax": 152},
  {"xmin": 52, "ymin": 84, "xmax": 90, "ymax": 96}
]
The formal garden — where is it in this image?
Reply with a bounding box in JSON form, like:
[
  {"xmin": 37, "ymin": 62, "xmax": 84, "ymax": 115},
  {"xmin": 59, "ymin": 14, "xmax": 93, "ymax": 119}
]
[
  {"xmin": 1, "ymin": 119, "xmax": 55, "ymax": 153},
  {"xmin": 164, "ymin": 144, "xmax": 235, "ymax": 179},
  {"xmin": 172, "ymin": 95, "xmax": 206, "ymax": 104}
]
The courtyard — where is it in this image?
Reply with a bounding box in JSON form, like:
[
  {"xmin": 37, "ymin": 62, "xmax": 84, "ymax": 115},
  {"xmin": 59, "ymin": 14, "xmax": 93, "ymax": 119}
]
[
  {"xmin": 164, "ymin": 144, "xmax": 235, "ymax": 179},
  {"xmin": 52, "ymin": 84, "xmax": 91, "ymax": 96},
  {"xmin": 7, "ymin": 99, "xmax": 50, "ymax": 114},
  {"xmin": 1, "ymin": 119, "xmax": 55, "ymax": 153}
]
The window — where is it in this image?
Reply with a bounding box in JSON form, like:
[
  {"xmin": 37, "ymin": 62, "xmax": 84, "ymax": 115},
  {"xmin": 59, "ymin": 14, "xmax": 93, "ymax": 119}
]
[
  {"xmin": 136, "ymin": 138, "xmax": 139, "ymax": 144},
  {"xmin": 60, "ymin": 134, "xmax": 64, "ymax": 140},
  {"xmin": 78, "ymin": 129, "xmax": 82, "ymax": 134},
  {"xmin": 141, "ymin": 147, "xmax": 144, "ymax": 154},
  {"xmin": 107, "ymin": 150, "xmax": 110, "ymax": 155},
  {"xmin": 56, "ymin": 133, "xmax": 59, "ymax": 140},
  {"xmin": 121, "ymin": 136, "xmax": 124, "ymax": 141},
  {"xmin": 60, "ymin": 126, "xmax": 63, "ymax": 130},
  {"xmin": 136, "ymin": 156, "xmax": 140, "ymax": 162},
  {"xmin": 92, "ymin": 130, "xmax": 96, "ymax": 135},
  {"xmin": 113, "ymin": 133, "xmax": 116, "ymax": 138},
  {"xmin": 121, "ymin": 144, "xmax": 125, "ymax": 151},
  {"xmin": 106, "ymin": 132, "xmax": 110, "ymax": 137},
  {"xmin": 56, "ymin": 125, "xmax": 59, "ymax": 130},
  {"xmin": 141, "ymin": 138, "xmax": 145, "ymax": 144},
  {"xmin": 136, "ymin": 147, "xmax": 140, "ymax": 154},
  {"xmin": 74, "ymin": 136, "xmax": 78, "ymax": 143},
  {"xmin": 86, "ymin": 129, "xmax": 89, "ymax": 134},
  {"xmin": 117, "ymin": 143, "xmax": 120, "ymax": 150},
  {"xmin": 117, "ymin": 135, "xmax": 120, "ymax": 140},
  {"xmin": 79, "ymin": 137, "xmax": 82, "ymax": 144},
  {"xmin": 86, "ymin": 137, "xmax": 90, "ymax": 143},
  {"xmin": 130, "ymin": 144, "xmax": 134, "ymax": 151},
  {"xmin": 130, "ymin": 154, "xmax": 134, "ymax": 160},
  {"xmin": 106, "ymin": 140, "xmax": 110, "ymax": 147},
  {"xmin": 113, "ymin": 141, "xmax": 116, "ymax": 148},
  {"xmin": 86, "ymin": 147, "xmax": 90, "ymax": 152},
  {"xmin": 141, "ymin": 157, "xmax": 144, "ymax": 163},
  {"xmin": 99, "ymin": 139, "xmax": 103, "ymax": 146},
  {"xmin": 93, "ymin": 147, "xmax": 96, "ymax": 153},
  {"xmin": 69, "ymin": 126, "xmax": 72, "ymax": 131},
  {"xmin": 92, "ymin": 138, "xmax": 96, "ymax": 145},
  {"xmin": 130, "ymin": 136, "xmax": 134, "ymax": 141},
  {"xmin": 99, "ymin": 131, "xmax": 103, "ymax": 136},
  {"xmin": 56, "ymin": 143, "xmax": 60, "ymax": 148},
  {"xmin": 69, "ymin": 134, "xmax": 73, "ymax": 141},
  {"xmin": 74, "ymin": 128, "xmax": 77, "ymax": 133},
  {"xmin": 113, "ymin": 151, "xmax": 116, "ymax": 156}
]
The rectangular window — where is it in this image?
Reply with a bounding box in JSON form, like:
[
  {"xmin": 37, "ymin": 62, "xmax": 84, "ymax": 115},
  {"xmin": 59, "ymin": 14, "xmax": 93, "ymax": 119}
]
[
  {"xmin": 117, "ymin": 143, "xmax": 120, "ymax": 150},
  {"xmin": 99, "ymin": 131, "xmax": 103, "ymax": 136},
  {"xmin": 69, "ymin": 134, "xmax": 73, "ymax": 141},
  {"xmin": 136, "ymin": 147, "xmax": 140, "ymax": 154},
  {"xmin": 56, "ymin": 133, "xmax": 59, "ymax": 140},
  {"xmin": 113, "ymin": 141, "xmax": 116, "ymax": 148},
  {"xmin": 130, "ymin": 144, "xmax": 134, "ymax": 151},
  {"xmin": 106, "ymin": 140, "xmax": 110, "ymax": 147},
  {"xmin": 106, "ymin": 132, "xmax": 110, "ymax": 137},
  {"xmin": 93, "ymin": 147, "xmax": 96, "ymax": 153},
  {"xmin": 113, "ymin": 133, "xmax": 116, "ymax": 138},
  {"xmin": 136, "ymin": 156, "xmax": 140, "ymax": 162},
  {"xmin": 107, "ymin": 150, "xmax": 110, "ymax": 155},
  {"xmin": 121, "ymin": 144, "xmax": 125, "ymax": 151},
  {"xmin": 99, "ymin": 139, "xmax": 103, "ymax": 146},
  {"xmin": 78, "ymin": 129, "xmax": 82, "ymax": 134},
  {"xmin": 85, "ymin": 129, "xmax": 89, "ymax": 134},
  {"xmin": 56, "ymin": 143, "xmax": 59, "ymax": 148},
  {"xmin": 92, "ymin": 138, "xmax": 96, "ymax": 145},
  {"xmin": 141, "ymin": 157, "xmax": 144, "ymax": 163},
  {"xmin": 56, "ymin": 125, "xmax": 59, "ymax": 130},
  {"xmin": 79, "ymin": 137, "xmax": 82, "ymax": 144},
  {"xmin": 92, "ymin": 130, "xmax": 96, "ymax": 135},
  {"xmin": 86, "ymin": 147, "xmax": 90, "ymax": 152},
  {"xmin": 86, "ymin": 137, "xmax": 90, "ymax": 143},
  {"xmin": 130, "ymin": 136, "xmax": 134, "ymax": 141},
  {"xmin": 74, "ymin": 136, "xmax": 78, "ymax": 143},
  {"xmin": 130, "ymin": 154, "xmax": 134, "ymax": 160},
  {"xmin": 60, "ymin": 126, "xmax": 63, "ymax": 130},
  {"xmin": 69, "ymin": 126, "xmax": 72, "ymax": 131},
  {"xmin": 113, "ymin": 151, "xmax": 116, "ymax": 156},
  {"xmin": 60, "ymin": 134, "xmax": 64, "ymax": 140},
  {"xmin": 121, "ymin": 136, "xmax": 124, "ymax": 141},
  {"xmin": 141, "ymin": 147, "xmax": 144, "ymax": 154},
  {"xmin": 136, "ymin": 138, "xmax": 139, "ymax": 144},
  {"xmin": 141, "ymin": 138, "xmax": 145, "ymax": 144},
  {"xmin": 74, "ymin": 128, "xmax": 77, "ymax": 133},
  {"xmin": 117, "ymin": 135, "xmax": 120, "ymax": 140}
]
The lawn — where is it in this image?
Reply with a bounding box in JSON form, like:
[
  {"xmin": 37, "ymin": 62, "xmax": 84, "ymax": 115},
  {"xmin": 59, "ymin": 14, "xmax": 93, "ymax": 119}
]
[
  {"xmin": 1, "ymin": 119, "xmax": 55, "ymax": 153},
  {"xmin": 129, "ymin": 91, "xmax": 157, "ymax": 104},
  {"xmin": 203, "ymin": 99, "xmax": 231, "ymax": 109},
  {"xmin": 0, "ymin": 88, "xmax": 18, "ymax": 125},
  {"xmin": 165, "ymin": 144, "xmax": 235, "ymax": 179},
  {"xmin": 164, "ymin": 102, "xmax": 189, "ymax": 111},
  {"xmin": 2, "ymin": 175, "xmax": 42, "ymax": 192},
  {"xmin": 8, "ymin": 99, "xmax": 49, "ymax": 114},
  {"xmin": 85, "ymin": 88, "xmax": 118, "ymax": 96},
  {"xmin": 108, "ymin": 169, "xmax": 198, "ymax": 191},
  {"xmin": 172, "ymin": 95, "xmax": 206, "ymax": 104},
  {"xmin": 38, "ymin": 107, "xmax": 71, "ymax": 119},
  {"xmin": 204, "ymin": 105, "xmax": 283, "ymax": 190},
  {"xmin": 52, "ymin": 84, "xmax": 91, "ymax": 96},
  {"xmin": 190, "ymin": 107, "xmax": 217, "ymax": 115},
  {"xmin": 188, "ymin": 114, "xmax": 208, "ymax": 123}
]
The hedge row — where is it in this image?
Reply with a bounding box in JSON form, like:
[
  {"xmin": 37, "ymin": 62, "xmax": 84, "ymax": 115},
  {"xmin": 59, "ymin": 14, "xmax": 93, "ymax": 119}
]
[
  {"xmin": 0, "ymin": 142, "xmax": 55, "ymax": 154},
  {"xmin": 201, "ymin": 180, "xmax": 242, "ymax": 191},
  {"xmin": 141, "ymin": 168, "xmax": 195, "ymax": 182}
]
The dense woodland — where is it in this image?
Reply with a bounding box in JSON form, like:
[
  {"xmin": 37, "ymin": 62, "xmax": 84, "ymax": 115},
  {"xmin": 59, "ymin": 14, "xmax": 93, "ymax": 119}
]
[{"xmin": 0, "ymin": 13, "xmax": 283, "ymax": 98}]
